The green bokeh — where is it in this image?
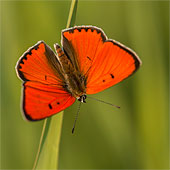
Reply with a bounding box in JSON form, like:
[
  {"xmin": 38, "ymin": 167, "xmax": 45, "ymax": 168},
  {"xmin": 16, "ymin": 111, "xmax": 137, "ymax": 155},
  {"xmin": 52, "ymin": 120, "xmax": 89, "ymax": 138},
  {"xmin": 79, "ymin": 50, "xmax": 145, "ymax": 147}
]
[{"xmin": 1, "ymin": 0, "xmax": 169, "ymax": 169}]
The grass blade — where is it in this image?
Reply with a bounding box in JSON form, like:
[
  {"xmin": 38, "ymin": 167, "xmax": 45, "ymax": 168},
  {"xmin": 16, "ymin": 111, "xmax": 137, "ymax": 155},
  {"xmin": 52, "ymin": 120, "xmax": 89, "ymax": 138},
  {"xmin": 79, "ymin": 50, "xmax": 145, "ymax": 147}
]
[
  {"xmin": 33, "ymin": 0, "xmax": 78, "ymax": 169},
  {"xmin": 66, "ymin": 0, "xmax": 78, "ymax": 28},
  {"xmin": 34, "ymin": 113, "xmax": 63, "ymax": 169}
]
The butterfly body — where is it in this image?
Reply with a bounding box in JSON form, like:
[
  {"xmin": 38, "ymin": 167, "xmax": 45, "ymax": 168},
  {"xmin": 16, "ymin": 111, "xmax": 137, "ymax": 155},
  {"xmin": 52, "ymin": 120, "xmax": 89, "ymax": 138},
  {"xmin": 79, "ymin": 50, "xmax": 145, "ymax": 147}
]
[
  {"xmin": 54, "ymin": 44, "xmax": 86, "ymax": 100},
  {"xmin": 16, "ymin": 25, "xmax": 141, "ymax": 121}
]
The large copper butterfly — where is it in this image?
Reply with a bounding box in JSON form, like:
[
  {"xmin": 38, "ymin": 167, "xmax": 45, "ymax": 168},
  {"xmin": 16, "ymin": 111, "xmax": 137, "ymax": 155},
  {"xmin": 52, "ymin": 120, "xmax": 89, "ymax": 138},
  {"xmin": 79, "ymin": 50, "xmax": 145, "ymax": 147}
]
[{"xmin": 16, "ymin": 26, "xmax": 141, "ymax": 121}]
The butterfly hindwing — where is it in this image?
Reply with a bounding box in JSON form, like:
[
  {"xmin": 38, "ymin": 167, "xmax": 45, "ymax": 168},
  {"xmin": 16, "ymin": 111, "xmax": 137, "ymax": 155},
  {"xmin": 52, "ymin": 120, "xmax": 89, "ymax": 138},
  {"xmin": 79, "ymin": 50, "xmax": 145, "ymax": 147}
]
[
  {"xmin": 62, "ymin": 26, "xmax": 141, "ymax": 94},
  {"xmin": 23, "ymin": 81, "xmax": 75, "ymax": 120}
]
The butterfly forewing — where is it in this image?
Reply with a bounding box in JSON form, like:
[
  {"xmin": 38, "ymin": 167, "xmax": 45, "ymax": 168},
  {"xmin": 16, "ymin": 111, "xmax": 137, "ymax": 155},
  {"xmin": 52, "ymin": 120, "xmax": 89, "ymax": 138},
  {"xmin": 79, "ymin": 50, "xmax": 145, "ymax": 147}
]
[
  {"xmin": 62, "ymin": 26, "xmax": 104, "ymax": 75},
  {"xmin": 62, "ymin": 26, "xmax": 141, "ymax": 94},
  {"xmin": 16, "ymin": 41, "xmax": 64, "ymax": 85}
]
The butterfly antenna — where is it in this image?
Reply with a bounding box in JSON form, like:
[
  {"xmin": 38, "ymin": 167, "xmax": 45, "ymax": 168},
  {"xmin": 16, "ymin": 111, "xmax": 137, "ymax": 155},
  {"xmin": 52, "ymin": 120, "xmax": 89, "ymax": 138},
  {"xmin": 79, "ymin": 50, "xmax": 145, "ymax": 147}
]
[
  {"xmin": 72, "ymin": 102, "xmax": 82, "ymax": 134},
  {"xmin": 87, "ymin": 96, "xmax": 120, "ymax": 109}
]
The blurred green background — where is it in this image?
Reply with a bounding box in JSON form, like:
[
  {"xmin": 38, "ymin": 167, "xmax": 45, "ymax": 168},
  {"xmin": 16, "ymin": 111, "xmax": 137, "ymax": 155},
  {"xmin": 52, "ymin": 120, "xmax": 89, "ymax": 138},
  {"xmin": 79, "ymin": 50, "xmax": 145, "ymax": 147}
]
[{"xmin": 1, "ymin": 0, "xmax": 169, "ymax": 169}]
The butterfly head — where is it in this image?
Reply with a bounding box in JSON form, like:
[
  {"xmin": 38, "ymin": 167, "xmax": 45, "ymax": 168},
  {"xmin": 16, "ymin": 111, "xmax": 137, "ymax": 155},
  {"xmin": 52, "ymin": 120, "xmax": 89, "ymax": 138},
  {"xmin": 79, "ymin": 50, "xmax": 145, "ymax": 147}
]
[{"xmin": 78, "ymin": 94, "xmax": 87, "ymax": 103}]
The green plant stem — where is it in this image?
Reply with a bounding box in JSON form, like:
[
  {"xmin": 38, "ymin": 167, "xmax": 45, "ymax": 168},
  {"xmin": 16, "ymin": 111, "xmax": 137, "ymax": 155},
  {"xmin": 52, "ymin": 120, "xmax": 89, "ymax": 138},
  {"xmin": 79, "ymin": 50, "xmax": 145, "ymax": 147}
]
[
  {"xmin": 32, "ymin": 0, "xmax": 78, "ymax": 169},
  {"xmin": 35, "ymin": 113, "xmax": 63, "ymax": 169},
  {"xmin": 32, "ymin": 118, "xmax": 47, "ymax": 170},
  {"xmin": 66, "ymin": 0, "xmax": 78, "ymax": 28}
]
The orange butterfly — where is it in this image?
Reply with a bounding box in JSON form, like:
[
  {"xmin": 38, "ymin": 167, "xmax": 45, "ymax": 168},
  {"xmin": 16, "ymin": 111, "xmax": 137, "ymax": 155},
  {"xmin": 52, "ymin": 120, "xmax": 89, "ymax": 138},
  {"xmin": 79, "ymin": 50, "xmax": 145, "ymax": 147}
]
[{"xmin": 16, "ymin": 26, "xmax": 141, "ymax": 121}]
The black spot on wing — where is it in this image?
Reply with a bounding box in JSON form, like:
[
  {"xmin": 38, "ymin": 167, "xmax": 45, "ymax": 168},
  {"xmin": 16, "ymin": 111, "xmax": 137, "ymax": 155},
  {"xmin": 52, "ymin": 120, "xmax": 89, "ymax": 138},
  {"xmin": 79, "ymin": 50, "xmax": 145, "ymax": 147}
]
[
  {"xmin": 23, "ymin": 55, "xmax": 27, "ymax": 60},
  {"xmin": 84, "ymin": 27, "xmax": 90, "ymax": 32},
  {"xmin": 77, "ymin": 28, "xmax": 82, "ymax": 32},
  {"xmin": 34, "ymin": 44, "xmax": 40, "ymax": 50},
  {"xmin": 48, "ymin": 104, "xmax": 52, "ymax": 109},
  {"xmin": 103, "ymin": 80, "xmax": 105, "ymax": 82},
  {"xmin": 87, "ymin": 56, "xmax": 91, "ymax": 61},
  {"xmin": 28, "ymin": 50, "xmax": 32, "ymax": 55},
  {"xmin": 57, "ymin": 102, "xmax": 60, "ymax": 105},
  {"xmin": 91, "ymin": 28, "xmax": 94, "ymax": 32},
  {"xmin": 20, "ymin": 60, "xmax": 24, "ymax": 64},
  {"xmin": 110, "ymin": 74, "xmax": 114, "ymax": 79}
]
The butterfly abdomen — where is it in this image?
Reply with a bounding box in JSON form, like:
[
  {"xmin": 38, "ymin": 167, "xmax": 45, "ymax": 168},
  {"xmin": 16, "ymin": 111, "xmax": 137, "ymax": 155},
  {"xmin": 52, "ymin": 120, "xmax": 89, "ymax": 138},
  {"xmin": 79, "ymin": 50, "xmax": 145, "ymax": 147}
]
[
  {"xmin": 54, "ymin": 44, "xmax": 86, "ymax": 99},
  {"xmin": 54, "ymin": 44, "xmax": 74, "ymax": 74}
]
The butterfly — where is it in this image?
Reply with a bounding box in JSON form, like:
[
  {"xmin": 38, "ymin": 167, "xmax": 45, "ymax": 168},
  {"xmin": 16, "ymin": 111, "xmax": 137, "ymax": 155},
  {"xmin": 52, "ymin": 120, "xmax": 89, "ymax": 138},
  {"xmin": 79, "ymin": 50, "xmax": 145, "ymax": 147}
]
[{"xmin": 16, "ymin": 25, "xmax": 141, "ymax": 121}]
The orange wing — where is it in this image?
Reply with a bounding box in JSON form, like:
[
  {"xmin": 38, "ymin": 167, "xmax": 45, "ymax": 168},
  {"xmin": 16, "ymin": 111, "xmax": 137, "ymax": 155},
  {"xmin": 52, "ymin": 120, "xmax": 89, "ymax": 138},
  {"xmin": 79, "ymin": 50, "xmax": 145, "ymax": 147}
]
[
  {"xmin": 62, "ymin": 26, "xmax": 141, "ymax": 94},
  {"xmin": 16, "ymin": 41, "xmax": 64, "ymax": 85},
  {"xmin": 23, "ymin": 82, "xmax": 75, "ymax": 120},
  {"xmin": 16, "ymin": 41, "xmax": 75, "ymax": 120}
]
